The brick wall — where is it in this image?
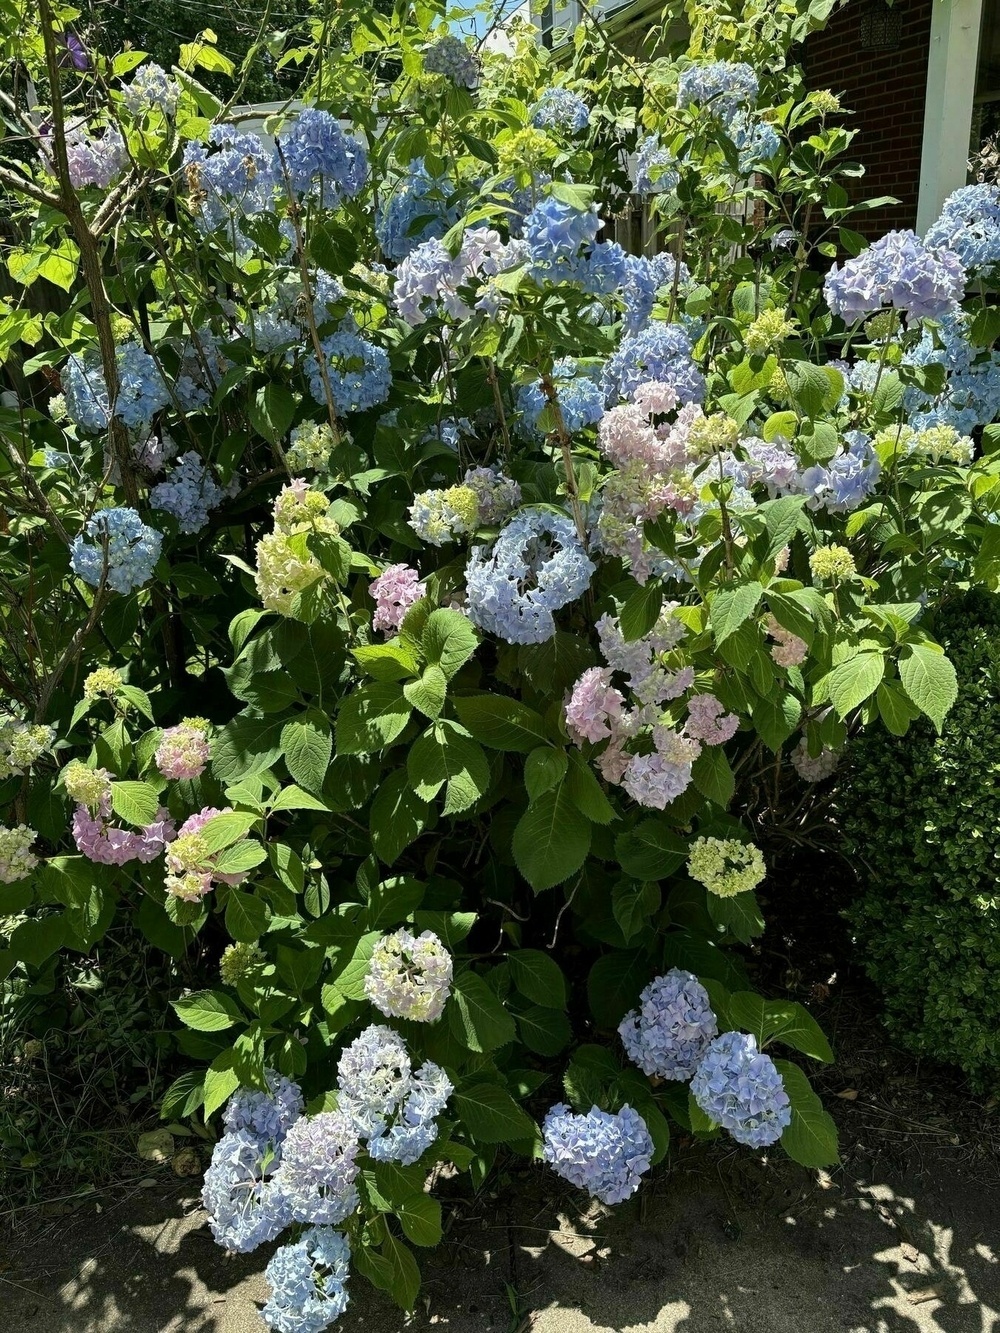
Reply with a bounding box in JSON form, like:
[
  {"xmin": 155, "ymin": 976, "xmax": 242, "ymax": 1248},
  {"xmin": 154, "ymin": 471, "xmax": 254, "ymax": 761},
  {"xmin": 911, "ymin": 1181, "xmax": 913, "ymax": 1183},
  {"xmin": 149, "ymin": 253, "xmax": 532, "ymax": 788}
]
[{"xmin": 803, "ymin": 0, "xmax": 933, "ymax": 238}]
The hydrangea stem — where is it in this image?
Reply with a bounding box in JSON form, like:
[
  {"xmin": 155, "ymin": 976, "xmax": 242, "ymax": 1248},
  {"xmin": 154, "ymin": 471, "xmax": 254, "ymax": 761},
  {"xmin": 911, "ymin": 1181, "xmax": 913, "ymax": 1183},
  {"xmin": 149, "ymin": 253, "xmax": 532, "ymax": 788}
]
[{"xmin": 539, "ymin": 373, "xmax": 588, "ymax": 544}]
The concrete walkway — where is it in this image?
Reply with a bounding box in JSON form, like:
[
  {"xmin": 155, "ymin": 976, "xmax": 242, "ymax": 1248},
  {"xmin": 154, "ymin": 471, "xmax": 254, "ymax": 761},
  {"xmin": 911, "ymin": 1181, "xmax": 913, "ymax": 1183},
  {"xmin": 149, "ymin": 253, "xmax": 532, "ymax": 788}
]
[{"xmin": 3, "ymin": 1136, "xmax": 998, "ymax": 1333}]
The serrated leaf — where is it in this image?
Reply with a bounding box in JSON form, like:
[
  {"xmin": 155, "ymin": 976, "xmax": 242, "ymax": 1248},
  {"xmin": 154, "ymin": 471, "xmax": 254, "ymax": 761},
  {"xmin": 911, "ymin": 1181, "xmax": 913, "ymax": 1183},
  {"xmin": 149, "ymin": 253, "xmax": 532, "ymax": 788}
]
[
  {"xmin": 449, "ymin": 970, "xmax": 516, "ymax": 1052},
  {"xmin": 565, "ymin": 751, "xmax": 616, "ymax": 823},
  {"xmin": 511, "ymin": 785, "xmax": 591, "ymax": 890},
  {"xmin": 336, "ymin": 683, "xmax": 412, "ymax": 755},
  {"xmin": 199, "ymin": 811, "xmax": 258, "ymax": 854},
  {"xmin": 612, "ymin": 879, "xmax": 661, "ymax": 941},
  {"xmin": 774, "ymin": 1060, "xmax": 840, "ymax": 1167},
  {"xmin": 517, "ymin": 1004, "xmax": 572, "ymax": 1055},
  {"xmin": 587, "ymin": 951, "xmax": 650, "ymax": 1028},
  {"xmin": 172, "ymin": 989, "xmax": 244, "ymax": 1032},
  {"xmin": 615, "ymin": 819, "xmax": 689, "ymax": 880},
  {"xmin": 619, "ymin": 582, "xmax": 663, "ymax": 642},
  {"xmin": 396, "ymin": 1193, "xmax": 442, "ymax": 1247},
  {"xmin": 281, "ymin": 711, "xmax": 332, "ymax": 794},
  {"xmin": 421, "ymin": 608, "xmax": 478, "ymax": 679},
  {"xmin": 407, "ymin": 723, "xmax": 490, "ymax": 814},
  {"xmin": 214, "ymin": 840, "xmax": 268, "ymax": 876},
  {"xmin": 224, "ymin": 889, "xmax": 269, "ymax": 942},
  {"xmin": 898, "ymin": 644, "xmax": 957, "ymax": 733},
  {"xmin": 403, "ymin": 665, "xmax": 447, "ymax": 718},
  {"xmin": 452, "ymin": 695, "xmax": 549, "ymax": 751},
  {"xmin": 523, "ymin": 747, "xmax": 568, "ymax": 800},
  {"xmin": 826, "ymin": 652, "xmax": 885, "ymax": 719},
  {"xmin": 352, "ymin": 642, "xmax": 420, "ymax": 682},
  {"xmin": 508, "ymin": 949, "xmax": 567, "ymax": 1008},
  {"xmin": 453, "ymin": 1081, "xmax": 536, "ymax": 1142},
  {"xmin": 109, "ymin": 781, "xmax": 160, "ymax": 828},
  {"xmin": 370, "ymin": 769, "xmax": 434, "ymax": 864},
  {"xmin": 711, "ymin": 582, "xmax": 763, "ymax": 643}
]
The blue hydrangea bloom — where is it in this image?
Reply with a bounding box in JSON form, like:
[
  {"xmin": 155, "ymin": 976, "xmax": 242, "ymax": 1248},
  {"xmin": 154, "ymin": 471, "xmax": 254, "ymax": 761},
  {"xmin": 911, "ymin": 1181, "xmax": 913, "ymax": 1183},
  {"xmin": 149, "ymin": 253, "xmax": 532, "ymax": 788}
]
[
  {"xmin": 542, "ymin": 1103, "xmax": 653, "ymax": 1205},
  {"xmin": 262, "ymin": 1226, "xmax": 350, "ymax": 1333},
  {"xmin": 466, "ymin": 507, "xmax": 595, "ymax": 645},
  {"xmin": 69, "ymin": 507, "xmax": 162, "ymax": 594},
  {"xmin": 272, "ymin": 1112, "xmax": 360, "ymax": 1226},
  {"xmin": 823, "ymin": 230, "xmax": 966, "ymax": 324},
  {"xmin": 336, "ymin": 1025, "xmax": 452, "ymax": 1166},
  {"xmin": 518, "ymin": 358, "xmax": 605, "ymax": 435},
  {"xmin": 424, "ymin": 34, "xmax": 479, "ymax": 87},
  {"xmin": 275, "ymin": 108, "xmax": 367, "ymax": 207},
  {"xmin": 222, "ymin": 1070, "xmax": 304, "ymax": 1149},
  {"xmin": 524, "ymin": 197, "xmax": 602, "ymax": 267},
  {"xmin": 622, "ymin": 253, "xmax": 689, "ymax": 335},
  {"xmin": 799, "ymin": 430, "xmax": 880, "ymax": 512},
  {"xmin": 376, "ymin": 160, "xmax": 461, "ymax": 262},
  {"xmin": 903, "ymin": 311, "xmax": 1000, "ymax": 433},
  {"xmin": 602, "ymin": 322, "xmax": 705, "ymax": 405},
  {"xmin": 729, "ymin": 113, "xmax": 779, "ymax": 172},
  {"xmin": 531, "ymin": 88, "xmax": 590, "ymax": 133},
  {"xmin": 150, "ymin": 451, "xmax": 225, "ymax": 533},
  {"xmin": 305, "ymin": 331, "xmax": 391, "ymax": 414},
  {"xmin": 182, "ymin": 126, "xmax": 275, "ymax": 232},
  {"xmin": 619, "ymin": 969, "xmax": 719, "ymax": 1080},
  {"xmin": 690, "ymin": 1031, "xmax": 792, "ymax": 1148},
  {"xmin": 63, "ymin": 343, "xmax": 169, "ymax": 434},
  {"xmin": 925, "ymin": 184, "xmax": 1000, "ymax": 280},
  {"xmin": 201, "ymin": 1129, "xmax": 292, "ymax": 1253},
  {"xmin": 677, "ymin": 61, "xmax": 758, "ymax": 120},
  {"xmin": 632, "ymin": 135, "xmax": 679, "ymax": 195}
]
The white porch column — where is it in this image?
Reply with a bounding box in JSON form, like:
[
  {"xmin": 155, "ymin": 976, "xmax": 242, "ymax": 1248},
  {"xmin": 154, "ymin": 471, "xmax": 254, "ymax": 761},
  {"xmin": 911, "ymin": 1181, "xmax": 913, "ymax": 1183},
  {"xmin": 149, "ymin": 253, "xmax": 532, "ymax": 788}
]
[{"xmin": 917, "ymin": 0, "xmax": 985, "ymax": 233}]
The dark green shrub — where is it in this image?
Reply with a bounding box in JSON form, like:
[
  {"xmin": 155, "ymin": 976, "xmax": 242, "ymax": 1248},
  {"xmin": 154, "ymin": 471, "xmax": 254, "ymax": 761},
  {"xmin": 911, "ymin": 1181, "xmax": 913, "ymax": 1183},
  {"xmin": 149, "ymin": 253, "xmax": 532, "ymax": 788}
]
[{"xmin": 839, "ymin": 591, "xmax": 1000, "ymax": 1089}]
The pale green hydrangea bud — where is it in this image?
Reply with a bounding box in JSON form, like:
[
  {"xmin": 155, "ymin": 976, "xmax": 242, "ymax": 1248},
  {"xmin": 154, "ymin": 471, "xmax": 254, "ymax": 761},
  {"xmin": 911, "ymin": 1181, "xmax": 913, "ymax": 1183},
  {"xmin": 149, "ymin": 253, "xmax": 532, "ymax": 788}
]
[
  {"xmin": 744, "ymin": 308, "xmax": 797, "ymax": 354},
  {"xmin": 364, "ymin": 928, "xmax": 454, "ymax": 1022},
  {"xmin": 83, "ymin": 667, "xmax": 124, "ymax": 699},
  {"xmin": 811, "ymin": 90, "xmax": 841, "ymax": 115},
  {"xmin": 63, "ymin": 760, "xmax": 113, "ymax": 809},
  {"xmin": 254, "ymin": 531, "xmax": 326, "ymax": 616},
  {"xmin": 863, "ymin": 310, "xmax": 900, "ymax": 341},
  {"xmin": 911, "ymin": 425, "xmax": 973, "ymax": 465},
  {"xmin": 286, "ymin": 421, "xmax": 336, "ymax": 473},
  {"xmin": 686, "ymin": 412, "xmax": 740, "ymax": 460},
  {"xmin": 687, "ymin": 836, "xmax": 765, "ymax": 898},
  {"xmin": 809, "ymin": 544, "xmax": 856, "ymax": 580},
  {"xmin": 0, "ymin": 721, "xmax": 54, "ymax": 778},
  {"xmin": 220, "ymin": 941, "xmax": 266, "ymax": 985}
]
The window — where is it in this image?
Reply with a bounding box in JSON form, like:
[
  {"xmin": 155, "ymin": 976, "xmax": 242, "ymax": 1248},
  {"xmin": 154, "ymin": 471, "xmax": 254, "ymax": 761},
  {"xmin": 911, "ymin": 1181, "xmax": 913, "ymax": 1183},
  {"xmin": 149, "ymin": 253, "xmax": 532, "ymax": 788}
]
[{"xmin": 975, "ymin": 0, "xmax": 1000, "ymax": 151}]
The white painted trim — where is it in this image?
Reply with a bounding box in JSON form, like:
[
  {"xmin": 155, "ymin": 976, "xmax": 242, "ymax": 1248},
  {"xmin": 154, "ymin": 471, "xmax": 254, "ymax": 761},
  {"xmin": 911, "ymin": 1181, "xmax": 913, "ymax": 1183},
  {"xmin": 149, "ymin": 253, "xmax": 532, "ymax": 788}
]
[{"xmin": 917, "ymin": 0, "xmax": 984, "ymax": 233}]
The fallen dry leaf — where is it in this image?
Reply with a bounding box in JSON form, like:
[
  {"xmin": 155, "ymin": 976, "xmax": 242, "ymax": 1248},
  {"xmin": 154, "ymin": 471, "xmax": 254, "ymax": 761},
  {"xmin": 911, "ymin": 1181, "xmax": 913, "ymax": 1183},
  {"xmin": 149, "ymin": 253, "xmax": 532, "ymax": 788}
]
[
  {"xmin": 900, "ymin": 1243, "xmax": 919, "ymax": 1264},
  {"xmin": 836, "ymin": 1089, "xmax": 859, "ymax": 1100},
  {"xmin": 907, "ymin": 1288, "xmax": 940, "ymax": 1305}
]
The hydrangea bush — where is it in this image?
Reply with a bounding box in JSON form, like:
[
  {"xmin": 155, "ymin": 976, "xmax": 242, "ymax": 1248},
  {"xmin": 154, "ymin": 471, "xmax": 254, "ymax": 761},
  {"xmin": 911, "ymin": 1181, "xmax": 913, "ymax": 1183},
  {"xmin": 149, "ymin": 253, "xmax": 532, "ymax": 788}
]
[{"xmin": 3, "ymin": 0, "xmax": 1000, "ymax": 1324}]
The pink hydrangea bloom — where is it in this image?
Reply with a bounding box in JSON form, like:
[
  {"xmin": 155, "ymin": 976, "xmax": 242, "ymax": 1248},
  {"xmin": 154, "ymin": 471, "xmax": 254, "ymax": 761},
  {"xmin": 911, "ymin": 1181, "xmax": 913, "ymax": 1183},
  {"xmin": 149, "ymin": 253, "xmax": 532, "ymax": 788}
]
[
  {"xmin": 685, "ymin": 694, "xmax": 739, "ymax": 745},
  {"xmin": 156, "ymin": 723, "xmax": 210, "ymax": 780},
  {"xmin": 73, "ymin": 794, "xmax": 175, "ymax": 866},
  {"xmin": 632, "ymin": 380, "xmax": 678, "ymax": 416},
  {"xmin": 766, "ymin": 615, "xmax": 807, "ymax": 668},
  {"xmin": 168, "ymin": 806, "xmax": 248, "ymax": 888},
  {"xmin": 791, "ymin": 737, "xmax": 840, "ymax": 783},
  {"xmin": 370, "ymin": 563, "xmax": 425, "ymax": 634},
  {"xmin": 565, "ymin": 668, "xmax": 625, "ymax": 744}
]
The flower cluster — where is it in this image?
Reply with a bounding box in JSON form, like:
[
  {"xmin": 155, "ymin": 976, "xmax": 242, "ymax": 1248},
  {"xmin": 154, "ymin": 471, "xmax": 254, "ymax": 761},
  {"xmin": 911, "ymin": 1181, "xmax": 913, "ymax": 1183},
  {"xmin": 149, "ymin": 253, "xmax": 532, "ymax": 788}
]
[
  {"xmin": 632, "ymin": 135, "xmax": 679, "ymax": 196},
  {"xmin": 123, "ymin": 63, "xmax": 179, "ymax": 116},
  {"xmin": 687, "ymin": 837, "xmax": 766, "ymax": 899},
  {"xmin": 393, "ymin": 228, "xmax": 509, "ymax": 326},
  {"xmin": 220, "ymin": 941, "xmax": 266, "ymax": 985},
  {"xmin": 376, "ymin": 160, "xmax": 460, "ymax": 262},
  {"xmin": 82, "ymin": 667, "xmax": 123, "ymax": 699},
  {"xmin": 150, "ymin": 452, "xmax": 224, "ymax": 533},
  {"xmin": 57, "ymin": 123, "xmax": 126, "ymax": 189},
  {"xmin": 924, "ymin": 183, "xmax": 1000, "ymax": 280},
  {"xmin": 619, "ymin": 970, "xmax": 719, "ymax": 1079},
  {"xmin": 903, "ymin": 312, "xmax": 1000, "ymax": 433},
  {"xmin": 0, "ymin": 824, "xmax": 38, "ymax": 883},
  {"xmin": 409, "ymin": 484, "xmax": 480, "ymax": 545},
  {"xmin": 518, "ymin": 359, "xmax": 605, "ymax": 435},
  {"xmin": 677, "ymin": 61, "xmax": 758, "ymax": 120},
  {"xmin": 275, "ymin": 109, "xmax": 368, "ymax": 207},
  {"xmin": 424, "ymin": 35, "xmax": 479, "ymax": 87},
  {"xmin": 690, "ymin": 1031, "xmax": 791, "ymax": 1148},
  {"xmin": 224, "ymin": 1070, "xmax": 305, "ymax": 1144},
  {"xmin": 272, "ymin": 1112, "xmax": 360, "ymax": 1225},
  {"xmin": 73, "ymin": 794, "xmax": 174, "ymax": 866},
  {"xmin": 182, "ymin": 126, "xmax": 275, "ymax": 233},
  {"xmin": 63, "ymin": 342, "xmax": 169, "ymax": 434},
  {"xmin": 791, "ymin": 736, "xmax": 840, "ymax": 783},
  {"xmin": 463, "ymin": 467, "xmax": 521, "ymax": 525},
  {"xmin": 466, "ymin": 507, "xmax": 595, "ymax": 644},
  {"xmin": 62, "ymin": 760, "xmax": 112, "ymax": 809},
  {"xmin": 69, "ymin": 507, "xmax": 163, "ymax": 594},
  {"xmin": 823, "ymin": 230, "xmax": 965, "ymax": 324},
  {"xmin": 336, "ymin": 1024, "xmax": 452, "ymax": 1164},
  {"xmin": 262, "ymin": 1227, "xmax": 351, "ymax": 1333},
  {"xmin": 202, "ymin": 1129, "xmax": 292, "ymax": 1254},
  {"xmin": 255, "ymin": 482, "xmax": 339, "ymax": 617},
  {"xmin": 565, "ymin": 667, "xmax": 625, "ymax": 744},
  {"xmin": 531, "ymin": 88, "xmax": 590, "ymax": 133},
  {"xmin": 0, "ymin": 721, "xmax": 53, "ymax": 779},
  {"xmin": 164, "ymin": 806, "xmax": 246, "ymax": 901},
  {"xmin": 809, "ymin": 544, "xmax": 856, "ymax": 580},
  {"xmin": 364, "ymin": 928, "xmax": 453, "ymax": 1023},
  {"xmin": 541, "ymin": 1103, "xmax": 653, "ymax": 1205},
  {"xmin": 156, "ymin": 719, "xmax": 211, "ymax": 780},
  {"xmin": 602, "ymin": 323, "xmax": 706, "ymax": 406},
  {"xmin": 685, "ymin": 694, "xmax": 739, "ymax": 745},
  {"xmin": 287, "ymin": 421, "xmax": 337, "ymax": 473},
  {"xmin": 370, "ymin": 564, "xmax": 425, "ymax": 634},
  {"xmin": 523, "ymin": 197, "xmax": 602, "ymax": 268},
  {"xmin": 766, "ymin": 615, "xmax": 807, "ymax": 668},
  {"xmin": 305, "ymin": 331, "xmax": 391, "ymax": 414}
]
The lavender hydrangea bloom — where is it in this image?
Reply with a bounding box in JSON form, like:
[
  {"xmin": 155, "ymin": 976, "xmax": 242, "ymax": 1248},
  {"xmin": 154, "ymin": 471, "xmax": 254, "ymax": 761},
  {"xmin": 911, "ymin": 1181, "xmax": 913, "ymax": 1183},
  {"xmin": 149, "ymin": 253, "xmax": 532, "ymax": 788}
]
[
  {"xmin": 262, "ymin": 1227, "xmax": 350, "ymax": 1333},
  {"xmin": 602, "ymin": 323, "xmax": 705, "ymax": 406},
  {"xmin": 799, "ymin": 431, "xmax": 880, "ymax": 512},
  {"xmin": 150, "ymin": 452, "xmax": 224, "ymax": 533},
  {"xmin": 182, "ymin": 126, "xmax": 275, "ymax": 233},
  {"xmin": 466, "ymin": 508, "xmax": 596, "ymax": 645},
  {"xmin": 518, "ymin": 358, "xmax": 605, "ymax": 435},
  {"xmin": 903, "ymin": 309, "xmax": 1000, "ymax": 433},
  {"xmin": 925, "ymin": 184, "xmax": 1000, "ymax": 279},
  {"xmin": 223, "ymin": 1070, "xmax": 304, "ymax": 1148},
  {"xmin": 59, "ymin": 123, "xmax": 126, "ymax": 188},
  {"xmin": 823, "ymin": 230, "xmax": 966, "ymax": 324},
  {"xmin": 677, "ymin": 61, "xmax": 758, "ymax": 119},
  {"xmin": 393, "ymin": 228, "xmax": 507, "ymax": 326},
  {"xmin": 376, "ymin": 160, "xmax": 461, "ymax": 262},
  {"xmin": 542, "ymin": 1103, "xmax": 653, "ymax": 1205},
  {"xmin": 424, "ymin": 34, "xmax": 479, "ymax": 87},
  {"xmin": 69, "ymin": 507, "xmax": 162, "ymax": 594},
  {"xmin": 201, "ymin": 1129, "xmax": 292, "ymax": 1253},
  {"xmin": 272, "ymin": 1112, "xmax": 360, "ymax": 1226},
  {"xmin": 632, "ymin": 135, "xmax": 679, "ymax": 195},
  {"xmin": 305, "ymin": 331, "xmax": 391, "ymax": 413},
  {"xmin": 336, "ymin": 1025, "xmax": 452, "ymax": 1166},
  {"xmin": 619, "ymin": 969, "xmax": 719, "ymax": 1080},
  {"xmin": 275, "ymin": 109, "xmax": 367, "ymax": 207},
  {"xmin": 690, "ymin": 1031, "xmax": 792, "ymax": 1148},
  {"xmin": 524, "ymin": 197, "xmax": 602, "ymax": 267},
  {"xmin": 531, "ymin": 88, "xmax": 590, "ymax": 133}
]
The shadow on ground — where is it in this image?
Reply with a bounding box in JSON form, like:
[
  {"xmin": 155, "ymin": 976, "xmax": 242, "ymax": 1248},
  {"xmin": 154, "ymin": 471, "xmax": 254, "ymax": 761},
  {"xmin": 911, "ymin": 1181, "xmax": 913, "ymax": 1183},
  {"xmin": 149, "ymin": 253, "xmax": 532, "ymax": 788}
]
[{"xmin": 2, "ymin": 1122, "xmax": 998, "ymax": 1333}]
